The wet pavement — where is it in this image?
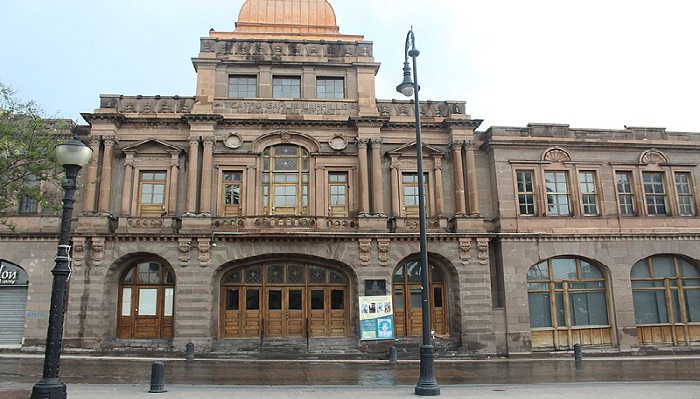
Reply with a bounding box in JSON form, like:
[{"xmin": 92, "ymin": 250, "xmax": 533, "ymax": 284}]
[{"xmin": 2, "ymin": 353, "xmax": 700, "ymax": 386}]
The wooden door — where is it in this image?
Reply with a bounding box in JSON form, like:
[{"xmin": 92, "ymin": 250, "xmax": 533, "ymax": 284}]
[{"xmin": 266, "ymin": 288, "xmax": 304, "ymax": 337}]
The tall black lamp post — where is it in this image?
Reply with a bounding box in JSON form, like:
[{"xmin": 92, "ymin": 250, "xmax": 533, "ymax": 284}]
[
  {"xmin": 31, "ymin": 137, "xmax": 93, "ymax": 399},
  {"xmin": 396, "ymin": 28, "xmax": 440, "ymax": 396}
]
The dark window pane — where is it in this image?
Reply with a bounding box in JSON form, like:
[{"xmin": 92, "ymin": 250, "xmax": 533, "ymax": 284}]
[
  {"xmin": 311, "ymin": 290, "xmax": 324, "ymax": 310},
  {"xmin": 394, "ymin": 288, "xmax": 404, "ymax": 309},
  {"xmin": 226, "ymin": 289, "xmax": 239, "ymax": 311},
  {"xmin": 289, "ymin": 290, "xmax": 302, "ymax": 310},
  {"xmin": 268, "ymin": 290, "xmax": 282, "ymax": 310},
  {"xmin": 633, "ymin": 290, "xmax": 667, "ymax": 324},
  {"xmin": 528, "ymin": 293, "xmax": 552, "ymax": 328},
  {"xmin": 433, "ymin": 287, "xmax": 443, "ymax": 308},
  {"xmin": 331, "ymin": 289, "xmax": 345, "ymax": 310},
  {"xmin": 246, "ymin": 289, "xmax": 260, "ymax": 310}
]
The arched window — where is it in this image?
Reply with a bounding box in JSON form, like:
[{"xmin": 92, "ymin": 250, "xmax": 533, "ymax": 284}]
[
  {"xmin": 118, "ymin": 261, "xmax": 175, "ymax": 339},
  {"xmin": 262, "ymin": 145, "xmax": 309, "ymax": 215},
  {"xmin": 631, "ymin": 255, "xmax": 700, "ymax": 346},
  {"xmin": 392, "ymin": 260, "xmax": 448, "ymax": 337},
  {"xmin": 221, "ymin": 262, "xmax": 349, "ymax": 338},
  {"xmin": 527, "ymin": 257, "xmax": 610, "ymax": 350}
]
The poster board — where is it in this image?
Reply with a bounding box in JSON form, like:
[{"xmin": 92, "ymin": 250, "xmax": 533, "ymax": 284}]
[{"xmin": 359, "ymin": 295, "xmax": 394, "ymax": 340}]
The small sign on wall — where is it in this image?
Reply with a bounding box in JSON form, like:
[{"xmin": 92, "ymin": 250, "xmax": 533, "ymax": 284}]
[{"xmin": 359, "ymin": 295, "xmax": 394, "ymax": 341}]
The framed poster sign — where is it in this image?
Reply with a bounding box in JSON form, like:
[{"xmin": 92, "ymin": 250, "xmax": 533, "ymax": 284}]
[{"xmin": 359, "ymin": 295, "xmax": 394, "ymax": 340}]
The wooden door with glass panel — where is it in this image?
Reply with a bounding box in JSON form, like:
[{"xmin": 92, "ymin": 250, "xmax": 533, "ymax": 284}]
[
  {"xmin": 392, "ymin": 260, "xmax": 448, "ymax": 337},
  {"xmin": 118, "ymin": 261, "xmax": 175, "ymax": 339}
]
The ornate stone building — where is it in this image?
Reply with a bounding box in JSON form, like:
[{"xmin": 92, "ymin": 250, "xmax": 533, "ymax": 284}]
[{"xmin": 3, "ymin": 0, "xmax": 700, "ymax": 356}]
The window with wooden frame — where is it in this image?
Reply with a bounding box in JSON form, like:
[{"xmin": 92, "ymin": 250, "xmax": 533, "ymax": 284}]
[
  {"xmin": 223, "ymin": 171, "xmax": 243, "ymax": 216},
  {"xmin": 262, "ymin": 145, "xmax": 309, "ymax": 215},
  {"xmin": 545, "ymin": 171, "xmax": 572, "ymax": 216},
  {"xmin": 643, "ymin": 172, "xmax": 668, "ymax": 215},
  {"xmin": 578, "ymin": 171, "xmax": 600, "ymax": 216},
  {"xmin": 516, "ymin": 170, "xmax": 536, "ymax": 216},
  {"xmin": 402, "ymin": 172, "xmax": 428, "ymax": 217},
  {"xmin": 674, "ymin": 172, "xmax": 696, "ymax": 216},
  {"xmin": 615, "ymin": 171, "xmax": 637, "ymax": 216},
  {"xmin": 138, "ymin": 171, "xmax": 167, "ymax": 216},
  {"xmin": 328, "ymin": 171, "xmax": 348, "ymax": 217}
]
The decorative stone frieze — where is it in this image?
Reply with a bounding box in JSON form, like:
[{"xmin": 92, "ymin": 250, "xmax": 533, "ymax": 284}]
[
  {"xmin": 542, "ymin": 147, "xmax": 571, "ymax": 162},
  {"xmin": 359, "ymin": 239, "xmax": 371, "ymax": 266},
  {"xmin": 377, "ymin": 239, "xmax": 390, "ymax": 266},
  {"xmin": 459, "ymin": 237, "xmax": 471, "ymax": 265},
  {"xmin": 477, "ymin": 238, "xmax": 489, "ymax": 265},
  {"xmin": 72, "ymin": 238, "xmax": 85, "ymax": 267},
  {"xmin": 200, "ymin": 38, "xmax": 374, "ymax": 59},
  {"xmin": 376, "ymin": 100, "xmax": 465, "ymax": 117},
  {"xmin": 178, "ymin": 239, "xmax": 192, "ymax": 266},
  {"xmin": 99, "ymin": 95, "xmax": 195, "ymax": 114},
  {"xmin": 91, "ymin": 237, "xmax": 105, "ymax": 265},
  {"xmin": 640, "ymin": 148, "xmax": 668, "ymax": 164}
]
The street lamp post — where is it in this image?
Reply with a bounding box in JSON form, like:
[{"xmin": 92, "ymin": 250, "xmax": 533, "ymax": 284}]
[
  {"xmin": 31, "ymin": 137, "xmax": 93, "ymax": 399},
  {"xmin": 396, "ymin": 28, "xmax": 440, "ymax": 397}
]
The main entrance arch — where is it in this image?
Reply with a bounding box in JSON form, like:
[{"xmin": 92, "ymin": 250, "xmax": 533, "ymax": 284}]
[
  {"xmin": 220, "ymin": 261, "xmax": 350, "ymax": 338},
  {"xmin": 392, "ymin": 260, "xmax": 448, "ymax": 337}
]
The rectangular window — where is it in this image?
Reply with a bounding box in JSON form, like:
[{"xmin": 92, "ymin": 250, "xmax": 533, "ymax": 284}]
[
  {"xmin": 402, "ymin": 172, "xmax": 428, "ymax": 217},
  {"xmin": 223, "ymin": 171, "xmax": 243, "ymax": 216},
  {"xmin": 616, "ymin": 172, "xmax": 636, "ymax": 216},
  {"xmin": 229, "ymin": 75, "xmax": 257, "ymax": 98},
  {"xmin": 643, "ymin": 172, "xmax": 668, "ymax": 215},
  {"xmin": 545, "ymin": 171, "xmax": 571, "ymax": 216},
  {"xmin": 273, "ymin": 76, "xmax": 301, "ymax": 98},
  {"xmin": 516, "ymin": 170, "xmax": 536, "ymax": 215},
  {"xmin": 328, "ymin": 172, "xmax": 348, "ymax": 217},
  {"xmin": 316, "ymin": 78, "xmax": 345, "ymax": 99},
  {"xmin": 675, "ymin": 172, "xmax": 695, "ymax": 216},
  {"xmin": 579, "ymin": 171, "xmax": 599, "ymax": 216},
  {"xmin": 18, "ymin": 178, "xmax": 40, "ymax": 214},
  {"xmin": 139, "ymin": 171, "xmax": 167, "ymax": 216}
]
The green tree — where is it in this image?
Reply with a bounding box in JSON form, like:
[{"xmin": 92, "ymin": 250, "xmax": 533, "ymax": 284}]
[{"xmin": 0, "ymin": 82, "xmax": 71, "ymax": 224}]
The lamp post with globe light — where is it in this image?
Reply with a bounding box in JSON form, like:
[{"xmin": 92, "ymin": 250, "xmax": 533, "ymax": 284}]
[
  {"xmin": 396, "ymin": 28, "xmax": 440, "ymax": 397},
  {"xmin": 31, "ymin": 136, "xmax": 92, "ymax": 399}
]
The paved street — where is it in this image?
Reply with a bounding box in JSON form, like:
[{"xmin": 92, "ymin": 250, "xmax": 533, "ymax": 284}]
[{"xmin": 2, "ymin": 354, "xmax": 700, "ymax": 398}]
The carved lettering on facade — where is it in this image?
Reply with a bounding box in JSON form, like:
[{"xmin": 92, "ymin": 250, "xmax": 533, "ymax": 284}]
[{"xmin": 213, "ymin": 100, "xmax": 358, "ymax": 116}]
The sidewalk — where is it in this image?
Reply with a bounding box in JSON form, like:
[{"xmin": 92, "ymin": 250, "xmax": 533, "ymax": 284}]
[{"xmin": 56, "ymin": 381, "xmax": 700, "ymax": 399}]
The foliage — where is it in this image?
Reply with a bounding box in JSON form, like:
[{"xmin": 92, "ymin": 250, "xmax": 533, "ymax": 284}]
[{"xmin": 0, "ymin": 82, "xmax": 72, "ymax": 224}]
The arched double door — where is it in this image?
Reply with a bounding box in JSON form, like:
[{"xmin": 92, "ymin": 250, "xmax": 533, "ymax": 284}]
[
  {"xmin": 118, "ymin": 261, "xmax": 175, "ymax": 339},
  {"xmin": 392, "ymin": 260, "xmax": 448, "ymax": 337},
  {"xmin": 220, "ymin": 262, "xmax": 350, "ymax": 338}
]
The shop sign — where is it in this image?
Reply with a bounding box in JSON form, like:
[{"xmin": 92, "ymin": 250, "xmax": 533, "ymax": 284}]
[
  {"xmin": 359, "ymin": 295, "xmax": 394, "ymax": 341},
  {"xmin": 0, "ymin": 263, "xmax": 28, "ymax": 286}
]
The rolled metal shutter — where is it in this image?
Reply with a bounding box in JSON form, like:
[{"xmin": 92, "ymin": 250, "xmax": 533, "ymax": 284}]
[{"xmin": 0, "ymin": 286, "xmax": 28, "ymax": 346}]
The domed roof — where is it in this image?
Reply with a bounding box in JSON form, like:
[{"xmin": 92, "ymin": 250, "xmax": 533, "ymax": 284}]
[{"xmin": 235, "ymin": 0, "xmax": 340, "ymax": 36}]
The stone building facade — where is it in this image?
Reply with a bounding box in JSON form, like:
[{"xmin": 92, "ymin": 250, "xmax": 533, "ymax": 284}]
[{"xmin": 2, "ymin": 0, "xmax": 700, "ymax": 356}]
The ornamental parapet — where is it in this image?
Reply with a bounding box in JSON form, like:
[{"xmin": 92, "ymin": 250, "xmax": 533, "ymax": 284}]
[
  {"xmin": 98, "ymin": 95, "xmax": 196, "ymax": 114},
  {"xmin": 376, "ymin": 100, "xmax": 466, "ymax": 118},
  {"xmin": 199, "ymin": 38, "xmax": 374, "ymax": 61},
  {"xmin": 116, "ymin": 217, "xmax": 181, "ymax": 234}
]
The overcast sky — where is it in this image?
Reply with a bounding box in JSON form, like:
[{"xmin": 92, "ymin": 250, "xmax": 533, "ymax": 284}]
[{"xmin": 1, "ymin": 0, "xmax": 699, "ymax": 132}]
